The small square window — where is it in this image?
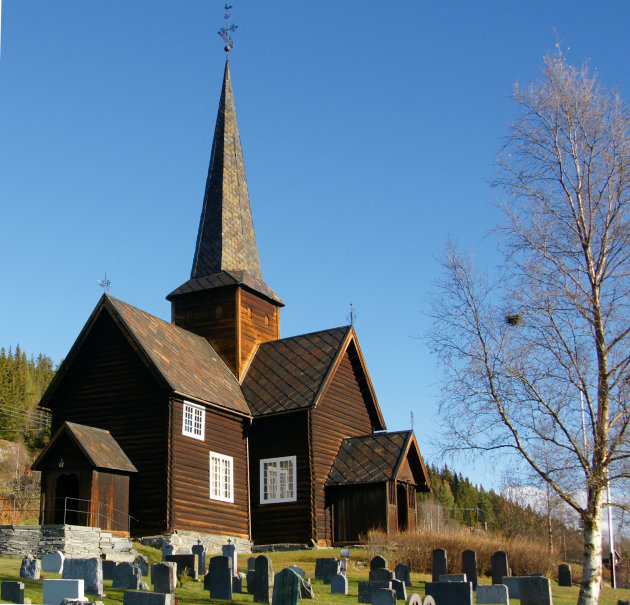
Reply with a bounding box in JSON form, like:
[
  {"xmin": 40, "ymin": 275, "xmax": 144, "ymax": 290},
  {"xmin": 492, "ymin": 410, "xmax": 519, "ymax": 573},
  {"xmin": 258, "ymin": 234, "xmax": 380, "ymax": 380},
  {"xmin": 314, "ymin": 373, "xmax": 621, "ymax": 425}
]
[
  {"xmin": 260, "ymin": 456, "xmax": 296, "ymax": 504},
  {"xmin": 182, "ymin": 402, "xmax": 205, "ymax": 440},
  {"xmin": 210, "ymin": 452, "xmax": 233, "ymax": 503}
]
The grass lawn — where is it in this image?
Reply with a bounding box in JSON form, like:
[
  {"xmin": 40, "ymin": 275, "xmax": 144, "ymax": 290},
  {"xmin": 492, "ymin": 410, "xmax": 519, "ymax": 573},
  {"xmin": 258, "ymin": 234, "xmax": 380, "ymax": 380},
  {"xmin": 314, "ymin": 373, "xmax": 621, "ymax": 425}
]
[{"xmin": 1, "ymin": 547, "xmax": 629, "ymax": 605}]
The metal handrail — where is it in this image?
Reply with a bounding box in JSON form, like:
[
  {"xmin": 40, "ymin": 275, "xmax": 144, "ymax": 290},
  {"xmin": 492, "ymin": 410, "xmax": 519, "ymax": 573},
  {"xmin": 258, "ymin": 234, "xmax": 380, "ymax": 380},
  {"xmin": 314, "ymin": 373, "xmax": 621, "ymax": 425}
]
[{"xmin": 58, "ymin": 496, "xmax": 137, "ymax": 532}]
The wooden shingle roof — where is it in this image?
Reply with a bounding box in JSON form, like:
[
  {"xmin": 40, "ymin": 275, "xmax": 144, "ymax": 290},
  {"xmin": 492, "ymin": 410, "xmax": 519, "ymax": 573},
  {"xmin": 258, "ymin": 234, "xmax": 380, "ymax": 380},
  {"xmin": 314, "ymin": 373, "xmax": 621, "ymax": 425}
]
[
  {"xmin": 327, "ymin": 431, "xmax": 428, "ymax": 486},
  {"xmin": 241, "ymin": 326, "xmax": 351, "ymax": 416}
]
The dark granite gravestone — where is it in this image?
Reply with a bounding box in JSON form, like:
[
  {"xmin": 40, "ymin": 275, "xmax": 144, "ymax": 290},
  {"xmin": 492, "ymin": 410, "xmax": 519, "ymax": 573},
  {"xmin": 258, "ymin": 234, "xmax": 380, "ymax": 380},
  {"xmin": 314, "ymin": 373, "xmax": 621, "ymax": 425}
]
[
  {"xmin": 19, "ymin": 555, "xmax": 40, "ymax": 580},
  {"xmin": 370, "ymin": 556, "xmax": 388, "ymax": 571},
  {"xmin": 476, "ymin": 585, "xmax": 509, "ymax": 605},
  {"xmin": 1, "ymin": 581, "xmax": 25, "ymax": 604},
  {"xmin": 314, "ymin": 558, "xmax": 339, "ymax": 583},
  {"xmin": 102, "ymin": 561, "xmax": 116, "ymax": 581},
  {"xmin": 520, "ymin": 576, "xmax": 552, "ymax": 605},
  {"xmin": 370, "ymin": 568, "xmax": 394, "ymax": 582},
  {"xmin": 233, "ymin": 575, "xmax": 243, "ymax": 594},
  {"xmin": 617, "ymin": 600, "xmax": 630, "ymax": 605},
  {"xmin": 42, "ymin": 552, "xmax": 65, "ymax": 574},
  {"xmin": 113, "ymin": 563, "xmax": 142, "ymax": 590},
  {"xmin": 134, "ymin": 555, "xmax": 149, "ymax": 578},
  {"xmin": 248, "ymin": 558, "xmax": 257, "ymax": 572},
  {"xmin": 431, "ymin": 549, "xmax": 447, "ymax": 583},
  {"xmin": 391, "ymin": 579, "xmax": 406, "ymax": 601},
  {"xmin": 330, "ymin": 573, "xmax": 348, "ymax": 595},
  {"xmin": 222, "ymin": 543, "xmax": 237, "ymax": 576},
  {"xmin": 501, "ymin": 577, "xmax": 521, "ymax": 598},
  {"xmin": 461, "ymin": 550, "xmax": 477, "ymax": 590},
  {"xmin": 254, "ymin": 555, "xmax": 274, "ymax": 604},
  {"xmin": 151, "ymin": 562, "xmax": 177, "ymax": 594},
  {"xmin": 288, "ymin": 566, "xmax": 305, "ymax": 579},
  {"xmin": 161, "ymin": 545, "xmax": 175, "ymax": 562},
  {"xmin": 62, "ymin": 557, "xmax": 104, "ymax": 596},
  {"xmin": 207, "ymin": 556, "xmax": 233, "ymax": 601},
  {"xmin": 123, "ymin": 590, "xmax": 173, "ymax": 605},
  {"xmin": 424, "ymin": 581, "xmax": 473, "ymax": 605},
  {"xmin": 372, "ymin": 587, "xmax": 397, "ymax": 605},
  {"xmin": 299, "ymin": 576, "xmax": 314, "ymax": 599},
  {"xmin": 358, "ymin": 581, "xmax": 392, "ymax": 604},
  {"xmin": 271, "ymin": 568, "xmax": 300, "ymax": 605},
  {"xmin": 438, "ymin": 574, "xmax": 467, "ymax": 583},
  {"xmin": 395, "ymin": 563, "xmax": 411, "ymax": 588},
  {"xmin": 247, "ymin": 570, "xmax": 257, "ymax": 594},
  {"xmin": 165, "ymin": 554, "xmax": 198, "ymax": 581},
  {"xmin": 191, "ymin": 544, "xmax": 206, "ymax": 577},
  {"xmin": 558, "ymin": 563, "xmax": 572, "ymax": 587},
  {"xmin": 491, "ymin": 551, "xmax": 509, "ymax": 585}
]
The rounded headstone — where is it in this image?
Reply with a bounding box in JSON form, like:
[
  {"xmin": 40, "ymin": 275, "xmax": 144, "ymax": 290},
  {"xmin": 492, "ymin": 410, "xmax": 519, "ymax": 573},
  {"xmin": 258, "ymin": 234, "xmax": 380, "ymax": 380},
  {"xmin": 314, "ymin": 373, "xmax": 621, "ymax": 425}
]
[
  {"xmin": 421, "ymin": 597, "xmax": 436, "ymax": 605},
  {"xmin": 42, "ymin": 551, "xmax": 65, "ymax": 574},
  {"xmin": 405, "ymin": 594, "xmax": 422, "ymax": 605},
  {"xmin": 370, "ymin": 555, "xmax": 388, "ymax": 571}
]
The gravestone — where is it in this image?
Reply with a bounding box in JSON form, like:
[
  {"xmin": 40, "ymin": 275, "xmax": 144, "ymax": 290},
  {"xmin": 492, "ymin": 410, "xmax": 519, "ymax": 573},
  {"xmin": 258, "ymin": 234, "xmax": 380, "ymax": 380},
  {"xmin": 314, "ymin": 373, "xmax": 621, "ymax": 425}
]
[
  {"xmin": 233, "ymin": 574, "xmax": 243, "ymax": 594},
  {"xmin": 370, "ymin": 568, "xmax": 394, "ymax": 582},
  {"xmin": 222, "ymin": 543, "xmax": 237, "ymax": 576},
  {"xmin": 476, "ymin": 584, "xmax": 509, "ymax": 605},
  {"xmin": 271, "ymin": 568, "xmax": 300, "ymax": 605},
  {"xmin": 1, "ymin": 581, "xmax": 25, "ymax": 604},
  {"xmin": 558, "ymin": 563, "xmax": 572, "ymax": 587},
  {"xmin": 520, "ymin": 576, "xmax": 552, "ymax": 605},
  {"xmin": 421, "ymin": 599, "xmax": 436, "ymax": 605},
  {"xmin": 192, "ymin": 543, "xmax": 206, "ymax": 577},
  {"xmin": 617, "ymin": 600, "xmax": 630, "ymax": 605},
  {"xmin": 165, "ymin": 554, "xmax": 198, "ymax": 580},
  {"xmin": 247, "ymin": 570, "xmax": 257, "ymax": 594},
  {"xmin": 123, "ymin": 590, "xmax": 174, "ymax": 605},
  {"xmin": 314, "ymin": 558, "xmax": 339, "ymax": 583},
  {"xmin": 372, "ymin": 588, "xmax": 396, "ymax": 605},
  {"xmin": 254, "ymin": 555, "xmax": 274, "ymax": 604},
  {"xmin": 102, "ymin": 561, "xmax": 116, "ymax": 581},
  {"xmin": 248, "ymin": 558, "xmax": 257, "ymax": 572},
  {"xmin": 438, "ymin": 574, "xmax": 467, "ymax": 583},
  {"xmin": 461, "ymin": 550, "xmax": 477, "ymax": 590},
  {"xmin": 358, "ymin": 581, "xmax": 392, "ymax": 604},
  {"xmin": 113, "ymin": 563, "xmax": 142, "ymax": 590},
  {"xmin": 424, "ymin": 581, "xmax": 473, "ymax": 605},
  {"xmin": 330, "ymin": 573, "xmax": 348, "ymax": 595},
  {"xmin": 491, "ymin": 551, "xmax": 509, "ymax": 585},
  {"xmin": 62, "ymin": 557, "xmax": 103, "ymax": 596},
  {"xmin": 161, "ymin": 545, "xmax": 175, "ymax": 561},
  {"xmin": 391, "ymin": 579, "xmax": 406, "ymax": 601},
  {"xmin": 405, "ymin": 594, "xmax": 422, "ymax": 605},
  {"xmin": 299, "ymin": 576, "xmax": 314, "ymax": 599},
  {"xmin": 370, "ymin": 556, "xmax": 388, "ymax": 571},
  {"xmin": 431, "ymin": 549, "xmax": 447, "ymax": 583},
  {"xmin": 207, "ymin": 555, "xmax": 233, "ymax": 600},
  {"xmin": 19, "ymin": 555, "xmax": 40, "ymax": 580},
  {"xmin": 134, "ymin": 555, "xmax": 150, "ymax": 578},
  {"xmin": 151, "ymin": 562, "xmax": 177, "ymax": 594},
  {"xmin": 395, "ymin": 563, "xmax": 411, "ymax": 588},
  {"xmin": 61, "ymin": 599, "xmax": 90, "ymax": 605},
  {"xmin": 501, "ymin": 576, "xmax": 521, "ymax": 599},
  {"xmin": 43, "ymin": 579, "xmax": 85, "ymax": 605},
  {"xmin": 42, "ymin": 552, "xmax": 65, "ymax": 574},
  {"xmin": 288, "ymin": 566, "xmax": 305, "ymax": 579}
]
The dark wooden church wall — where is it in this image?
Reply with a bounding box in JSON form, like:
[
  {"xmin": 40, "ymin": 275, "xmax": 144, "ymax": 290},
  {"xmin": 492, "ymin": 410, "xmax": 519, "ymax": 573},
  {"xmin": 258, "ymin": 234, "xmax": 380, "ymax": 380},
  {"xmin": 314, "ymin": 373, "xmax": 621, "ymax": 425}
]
[
  {"xmin": 170, "ymin": 400, "xmax": 249, "ymax": 538},
  {"xmin": 47, "ymin": 311, "xmax": 169, "ymax": 535},
  {"xmin": 329, "ymin": 483, "xmax": 386, "ymax": 545},
  {"xmin": 91, "ymin": 471, "xmax": 130, "ymax": 532},
  {"xmin": 239, "ymin": 289, "xmax": 279, "ymax": 375},
  {"xmin": 310, "ymin": 347, "xmax": 378, "ymax": 545},
  {"xmin": 248, "ymin": 410, "xmax": 311, "ymax": 544}
]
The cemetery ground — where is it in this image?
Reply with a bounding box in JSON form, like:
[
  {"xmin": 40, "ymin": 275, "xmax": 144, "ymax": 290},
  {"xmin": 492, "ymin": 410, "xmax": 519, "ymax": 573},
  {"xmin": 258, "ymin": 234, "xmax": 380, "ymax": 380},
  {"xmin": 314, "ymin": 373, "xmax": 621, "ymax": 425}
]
[{"xmin": 1, "ymin": 545, "xmax": 630, "ymax": 605}]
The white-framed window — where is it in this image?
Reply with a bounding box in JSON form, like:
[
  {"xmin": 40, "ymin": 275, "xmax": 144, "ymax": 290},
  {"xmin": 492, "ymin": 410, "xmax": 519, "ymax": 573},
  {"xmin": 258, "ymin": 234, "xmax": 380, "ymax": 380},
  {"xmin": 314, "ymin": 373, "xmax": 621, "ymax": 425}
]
[
  {"xmin": 210, "ymin": 452, "xmax": 234, "ymax": 503},
  {"xmin": 260, "ymin": 456, "xmax": 296, "ymax": 504},
  {"xmin": 182, "ymin": 401, "xmax": 205, "ymax": 440}
]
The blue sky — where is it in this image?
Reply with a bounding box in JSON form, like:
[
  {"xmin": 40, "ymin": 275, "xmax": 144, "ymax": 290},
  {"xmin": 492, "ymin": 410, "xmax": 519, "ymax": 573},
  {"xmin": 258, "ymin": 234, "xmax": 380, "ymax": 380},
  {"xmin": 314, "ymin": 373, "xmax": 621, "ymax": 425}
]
[{"xmin": 1, "ymin": 1, "xmax": 629, "ymax": 490}]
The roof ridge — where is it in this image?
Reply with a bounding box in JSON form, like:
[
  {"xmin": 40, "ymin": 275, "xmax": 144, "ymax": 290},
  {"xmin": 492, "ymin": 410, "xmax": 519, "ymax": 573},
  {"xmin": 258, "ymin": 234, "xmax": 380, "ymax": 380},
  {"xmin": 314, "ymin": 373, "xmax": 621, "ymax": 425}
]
[{"xmin": 259, "ymin": 325, "xmax": 351, "ymax": 347}]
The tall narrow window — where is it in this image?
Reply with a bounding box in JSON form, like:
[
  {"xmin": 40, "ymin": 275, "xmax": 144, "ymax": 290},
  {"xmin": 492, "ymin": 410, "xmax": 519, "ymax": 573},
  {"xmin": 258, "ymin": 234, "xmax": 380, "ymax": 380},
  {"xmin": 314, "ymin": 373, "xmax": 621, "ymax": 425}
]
[
  {"xmin": 260, "ymin": 456, "xmax": 296, "ymax": 503},
  {"xmin": 209, "ymin": 452, "xmax": 233, "ymax": 503},
  {"xmin": 182, "ymin": 402, "xmax": 205, "ymax": 440}
]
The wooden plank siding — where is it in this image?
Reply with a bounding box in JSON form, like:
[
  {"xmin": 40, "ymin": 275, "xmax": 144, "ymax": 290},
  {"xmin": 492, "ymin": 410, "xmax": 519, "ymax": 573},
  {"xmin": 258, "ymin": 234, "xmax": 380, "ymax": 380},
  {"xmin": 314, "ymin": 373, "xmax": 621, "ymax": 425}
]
[
  {"xmin": 46, "ymin": 311, "xmax": 170, "ymax": 535},
  {"xmin": 309, "ymin": 344, "xmax": 382, "ymax": 545},
  {"xmin": 248, "ymin": 411, "xmax": 311, "ymax": 544},
  {"xmin": 90, "ymin": 471, "xmax": 130, "ymax": 532},
  {"xmin": 328, "ymin": 484, "xmax": 386, "ymax": 545},
  {"xmin": 170, "ymin": 399, "xmax": 249, "ymax": 538},
  {"xmin": 239, "ymin": 289, "xmax": 279, "ymax": 379}
]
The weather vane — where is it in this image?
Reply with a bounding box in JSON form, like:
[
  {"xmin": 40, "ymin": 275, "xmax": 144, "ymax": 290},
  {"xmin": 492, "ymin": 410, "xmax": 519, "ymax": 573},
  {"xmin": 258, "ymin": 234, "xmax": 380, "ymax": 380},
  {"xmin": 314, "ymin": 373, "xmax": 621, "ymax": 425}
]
[
  {"xmin": 347, "ymin": 302, "xmax": 357, "ymax": 326},
  {"xmin": 98, "ymin": 273, "xmax": 111, "ymax": 294},
  {"xmin": 218, "ymin": 4, "xmax": 238, "ymax": 54}
]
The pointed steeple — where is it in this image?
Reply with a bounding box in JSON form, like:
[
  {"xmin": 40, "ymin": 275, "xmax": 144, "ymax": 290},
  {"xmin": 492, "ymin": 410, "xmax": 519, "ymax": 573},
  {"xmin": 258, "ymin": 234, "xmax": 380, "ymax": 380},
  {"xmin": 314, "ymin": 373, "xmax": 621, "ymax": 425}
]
[{"xmin": 191, "ymin": 59, "xmax": 262, "ymax": 282}]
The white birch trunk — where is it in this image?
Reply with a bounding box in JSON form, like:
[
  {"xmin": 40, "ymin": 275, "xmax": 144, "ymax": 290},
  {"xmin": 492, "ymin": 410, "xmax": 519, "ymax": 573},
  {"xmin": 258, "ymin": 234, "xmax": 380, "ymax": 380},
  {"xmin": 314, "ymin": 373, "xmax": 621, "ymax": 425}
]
[{"xmin": 578, "ymin": 488, "xmax": 604, "ymax": 605}]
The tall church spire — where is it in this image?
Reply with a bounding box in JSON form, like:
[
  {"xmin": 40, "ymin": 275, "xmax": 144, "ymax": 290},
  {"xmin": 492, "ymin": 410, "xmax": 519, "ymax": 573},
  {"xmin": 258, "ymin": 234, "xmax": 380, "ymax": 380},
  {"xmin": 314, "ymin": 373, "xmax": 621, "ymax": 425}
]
[{"xmin": 191, "ymin": 60, "xmax": 262, "ymax": 281}]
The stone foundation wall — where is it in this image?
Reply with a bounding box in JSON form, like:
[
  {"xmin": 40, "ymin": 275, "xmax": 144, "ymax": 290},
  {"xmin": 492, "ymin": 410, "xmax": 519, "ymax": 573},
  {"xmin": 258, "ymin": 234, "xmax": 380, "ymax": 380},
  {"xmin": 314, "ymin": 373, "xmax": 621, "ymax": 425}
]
[{"xmin": 141, "ymin": 530, "xmax": 252, "ymax": 555}]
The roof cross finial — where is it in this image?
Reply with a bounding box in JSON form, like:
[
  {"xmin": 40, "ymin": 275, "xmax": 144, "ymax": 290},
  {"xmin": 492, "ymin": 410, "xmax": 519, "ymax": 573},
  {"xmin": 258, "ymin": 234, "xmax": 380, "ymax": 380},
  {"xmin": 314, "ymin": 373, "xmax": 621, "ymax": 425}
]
[
  {"xmin": 347, "ymin": 302, "xmax": 357, "ymax": 326},
  {"xmin": 218, "ymin": 4, "xmax": 238, "ymax": 54},
  {"xmin": 98, "ymin": 273, "xmax": 111, "ymax": 294}
]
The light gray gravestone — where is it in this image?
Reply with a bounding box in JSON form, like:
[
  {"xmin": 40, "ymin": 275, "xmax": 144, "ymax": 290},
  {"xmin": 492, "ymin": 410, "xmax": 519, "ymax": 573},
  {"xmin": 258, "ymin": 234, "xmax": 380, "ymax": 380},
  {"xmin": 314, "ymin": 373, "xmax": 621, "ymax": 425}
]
[
  {"xmin": 500, "ymin": 576, "xmax": 521, "ymax": 598},
  {"xmin": 491, "ymin": 552, "xmax": 509, "ymax": 585},
  {"xmin": 43, "ymin": 579, "xmax": 85, "ymax": 605},
  {"xmin": 358, "ymin": 581, "xmax": 392, "ymax": 604},
  {"xmin": 123, "ymin": 590, "xmax": 174, "ymax": 605},
  {"xmin": 391, "ymin": 579, "xmax": 406, "ymax": 601},
  {"xmin": 248, "ymin": 558, "xmax": 257, "ymax": 572},
  {"xmin": 1, "ymin": 581, "xmax": 25, "ymax": 604},
  {"xmin": 254, "ymin": 555, "xmax": 274, "ymax": 604},
  {"xmin": 405, "ymin": 594, "xmax": 422, "ymax": 605},
  {"xmin": 134, "ymin": 555, "xmax": 150, "ymax": 578},
  {"xmin": 208, "ymin": 555, "xmax": 233, "ymax": 601},
  {"xmin": 161, "ymin": 545, "xmax": 175, "ymax": 562},
  {"xmin": 42, "ymin": 552, "xmax": 65, "ymax": 574},
  {"xmin": 372, "ymin": 588, "xmax": 396, "ymax": 605},
  {"xmin": 113, "ymin": 563, "xmax": 142, "ymax": 590},
  {"xmin": 431, "ymin": 549, "xmax": 447, "ymax": 583},
  {"xmin": 299, "ymin": 576, "xmax": 314, "ymax": 599},
  {"xmin": 20, "ymin": 555, "xmax": 41, "ymax": 580},
  {"xmin": 421, "ymin": 598, "xmax": 436, "ymax": 605},
  {"xmin": 558, "ymin": 563, "xmax": 572, "ymax": 587},
  {"xmin": 330, "ymin": 573, "xmax": 348, "ymax": 595},
  {"xmin": 151, "ymin": 562, "xmax": 177, "ymax": 594},
  {"xmin": 271, "ymin": 568, "xmax": 300, "ymax": 605},
  {"xmin": 164, "ymin": 554, "xmax": 197, "ymax": 581},
  {"xmin": 62, "ymin": 557, "xmax": 103, "ymax": 596},
  {"xmin": 192, "ymin": 543, "xmax": 206, "ymax": 577},
  {"xmin": 438, "ymin": 574, "xmax": 467, "ymax": 583},
  {"xmin": 395, "ymin": 563, "xmax": 411, "ymax": 588},
  {"xmin": 222, "ymin": 543, "xmax": 237, "ymax": 576},
  {"xmin": 60, "ymin": 599, "xmax": 90, "ymax": 605},
  {"xmin": 520, "ymin": 576, "xmax": 552, "ymax": 605},
  {"xmin": 476, "ymin": 584, "xmax": 509, "ymax": 605},
  {"xmin": 424, "ymin": 581, "xmax": 473, "ymax": 605},
  {"xmin": 288, "ymin": 566, "xmax": 305, "ymax": 579},
  {"xmin": 370, "ymin": 568, "xmax": 394, "ymax": 582},
  {"xmin": 370, "ymin": 556, "xmax": 388, "ymax": 571},
  {"xmin": 247, "ymin": 570, "xmax": 257, "ymax": 594},
  {"xmin": 102, "ymin": 561, "xmax": 116, "ymax": 581},
  {"xmin": 461, "ymin": 550, "xmax": 477, "ymax": 590}
]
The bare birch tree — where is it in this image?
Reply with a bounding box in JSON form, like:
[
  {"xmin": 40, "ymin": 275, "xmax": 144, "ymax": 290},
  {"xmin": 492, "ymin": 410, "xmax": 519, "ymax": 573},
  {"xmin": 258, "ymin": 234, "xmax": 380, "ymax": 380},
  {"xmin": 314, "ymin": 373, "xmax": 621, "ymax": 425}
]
[{"xmin": 428, "ymin": 51, "xmax": 630, "ymax": 605}]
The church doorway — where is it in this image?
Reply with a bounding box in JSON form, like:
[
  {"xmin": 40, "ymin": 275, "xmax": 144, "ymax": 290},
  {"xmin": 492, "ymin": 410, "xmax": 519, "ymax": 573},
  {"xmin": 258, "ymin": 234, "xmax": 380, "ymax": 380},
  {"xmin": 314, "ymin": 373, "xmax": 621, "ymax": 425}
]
[
  {"xmin": 397, "ymin": 483, "xmax": 408, "ymax": 532},
  {"xmin": 54, "ymin": 473, "xmax": 79, "ymax": 525}
]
